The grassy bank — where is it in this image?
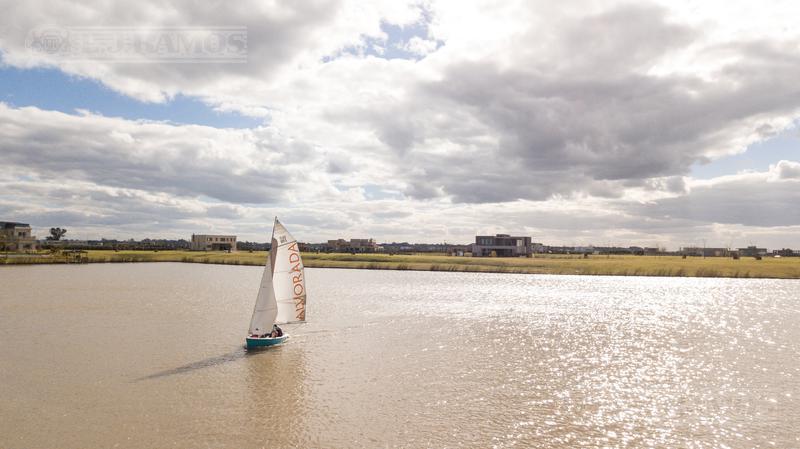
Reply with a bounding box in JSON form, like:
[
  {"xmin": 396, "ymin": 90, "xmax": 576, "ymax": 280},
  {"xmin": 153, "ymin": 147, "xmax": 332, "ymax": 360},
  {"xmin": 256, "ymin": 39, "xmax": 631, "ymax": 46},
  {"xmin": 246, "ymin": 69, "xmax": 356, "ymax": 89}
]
[{"xmin": 3, "ymin": 250, "xmax": 800, "ymax": 279}]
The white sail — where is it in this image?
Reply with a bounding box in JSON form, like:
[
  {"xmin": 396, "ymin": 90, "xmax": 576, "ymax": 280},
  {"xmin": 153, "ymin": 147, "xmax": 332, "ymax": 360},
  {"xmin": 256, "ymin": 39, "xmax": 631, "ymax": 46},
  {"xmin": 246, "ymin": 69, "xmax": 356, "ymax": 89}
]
[
  {"xmin": 247, "ymin": 218, "xmax": 306, "ymax": 337},
  {"xmin": 270, "ymin": 219, "xmax": 307, "ymax": 324},
  {"xmin": 248, "ymin": 258, "xmax": 278, "ymax": 335}
]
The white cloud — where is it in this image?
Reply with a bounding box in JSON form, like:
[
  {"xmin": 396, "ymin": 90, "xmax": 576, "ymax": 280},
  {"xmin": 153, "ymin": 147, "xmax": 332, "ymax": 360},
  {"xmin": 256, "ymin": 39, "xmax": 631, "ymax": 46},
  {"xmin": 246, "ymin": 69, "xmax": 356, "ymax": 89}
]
[
  {"xmin": 0, "ymin": 103, "xmax": 309, "ymax": 203},
  {"xmin": 772, "ymin": 160, "xmax": 800, "ymax": 180},
  {"xmin": 399, "ymin": 36, "xmax": 439, "ymax": 56}
]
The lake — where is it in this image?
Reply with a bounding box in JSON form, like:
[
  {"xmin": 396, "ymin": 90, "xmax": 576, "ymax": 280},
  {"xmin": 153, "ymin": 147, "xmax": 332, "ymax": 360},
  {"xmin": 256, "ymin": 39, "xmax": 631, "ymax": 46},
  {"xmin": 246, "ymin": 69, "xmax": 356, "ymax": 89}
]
[{"xmin": 1, "ymin": 263, "xmax": 798, "ymax": 448}]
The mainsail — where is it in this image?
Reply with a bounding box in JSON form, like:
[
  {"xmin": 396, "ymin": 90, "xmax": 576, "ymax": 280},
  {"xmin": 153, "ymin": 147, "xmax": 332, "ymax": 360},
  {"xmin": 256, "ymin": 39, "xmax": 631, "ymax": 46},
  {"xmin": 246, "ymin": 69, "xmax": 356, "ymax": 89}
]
[
  {"xmin": 248, "ymin": 218, "xmax": 307, "ymax": 336},
  {"xmin": 248, "ymin": 258, "xmax": 277, "ymax": 335}
]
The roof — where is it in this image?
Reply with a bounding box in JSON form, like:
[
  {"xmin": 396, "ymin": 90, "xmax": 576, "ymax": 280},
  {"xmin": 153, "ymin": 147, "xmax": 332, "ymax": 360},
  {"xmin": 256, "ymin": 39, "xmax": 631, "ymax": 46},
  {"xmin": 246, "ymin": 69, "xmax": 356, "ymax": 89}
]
[
  {"xmin": 192, "ymin": 234, "xmax": 236, "ymax": 237},
  {"xmin": 1, "ymin": 221, "xmax": 31, "ymax": 229}
]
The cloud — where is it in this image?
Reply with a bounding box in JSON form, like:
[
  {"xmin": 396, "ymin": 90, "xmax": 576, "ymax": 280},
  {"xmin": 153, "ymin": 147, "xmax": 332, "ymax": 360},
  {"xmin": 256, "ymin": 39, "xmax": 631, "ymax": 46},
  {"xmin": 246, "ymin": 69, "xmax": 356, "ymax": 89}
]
[
  {"xmin": 284, "ymin": 2, "xmax": 800, "ymax": 205},
  {"xmin": 773, "ymin": 160, "xmax": 800, "ymax": 180},
  {"xmin": 0, "ymin": 0, "xmax": 426, "ymax": 104},
  {"xmin": 380, "ymin": 6, "xmax": 800, "ymax": 202},
  {"xmin": 0, "ymin": 103, "xmax": 307, "ymax": 204},
  {"xmin": 399, "ymin": 36, "xmax": 440, "ymax": 56},
  {"xmin": 637, "ymin": 164, "xmax": 800, "ymax": 227}
]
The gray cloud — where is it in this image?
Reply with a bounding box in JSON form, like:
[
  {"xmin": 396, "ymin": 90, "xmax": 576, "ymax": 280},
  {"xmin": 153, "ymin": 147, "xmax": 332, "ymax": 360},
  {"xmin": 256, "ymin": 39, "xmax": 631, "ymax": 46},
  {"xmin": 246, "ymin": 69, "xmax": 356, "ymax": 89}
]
[
  {"xmin": 327, "ymin": 4, "xmax": 800, "ymax": 204},
  {"xmin": 775, "ymin": 160, "xmax": 800, "ymax": 179},
  {"xmin": 636, "ymin": 173, "xmax": 800, "ymax": 227},
  {"xmin": 0, "ymin": 0, "xmax": 347, "ymax": 102},
  {"xmin": 0, "ymin": 104, "xmax": 306, "ymax": 203},
  {"xmin": 403, "ymin": 63, "xmax": 799, "ymax": 202},
  {"xmin": 551, "ymin": 4, "xmax": 698, "ymax": 75},
  {"xmin": 0, "ymin": 178, "xmax": 253, "ymax": 239}
]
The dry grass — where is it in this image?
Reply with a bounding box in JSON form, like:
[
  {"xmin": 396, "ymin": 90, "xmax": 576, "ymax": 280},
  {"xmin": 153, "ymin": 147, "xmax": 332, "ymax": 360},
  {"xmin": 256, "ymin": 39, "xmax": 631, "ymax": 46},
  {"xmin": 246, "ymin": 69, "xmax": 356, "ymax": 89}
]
[
  {"xmin": 302, "ymin": 252, "xmax": 800, "ymax": 279},
  {"xmin": 3, "ymin": 250, "xmax": 799, "ymax": 279}
]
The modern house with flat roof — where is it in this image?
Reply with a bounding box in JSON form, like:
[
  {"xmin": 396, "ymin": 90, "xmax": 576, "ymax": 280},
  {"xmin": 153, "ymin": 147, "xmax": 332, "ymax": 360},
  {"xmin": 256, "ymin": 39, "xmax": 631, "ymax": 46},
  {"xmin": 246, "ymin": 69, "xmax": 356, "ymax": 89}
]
[
  {"xmin": 190, "ymin": 234, "xmax": 237, "ymax": 251},
  {"xmin": 0, "ymin": 221, "xmax": 37, "ymax": 252},
  {"xmin": 472, "ymin": 234, "xmax": 532, "ymax": 257},
  {"xmin": 324, "ymin": 238, "xmax": 380, "ymax": 253},
  {"xmin": 681, "ymin": 246, "xmax": 733, "ymax": 257},
  {"xmin": 738, "ymin": 246, "xmax": 768, "ymax": 257}
]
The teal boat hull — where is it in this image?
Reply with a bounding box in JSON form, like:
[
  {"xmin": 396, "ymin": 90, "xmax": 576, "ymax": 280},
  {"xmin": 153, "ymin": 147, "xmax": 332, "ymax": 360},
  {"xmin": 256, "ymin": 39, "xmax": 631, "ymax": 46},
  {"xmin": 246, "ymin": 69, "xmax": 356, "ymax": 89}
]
[{"xmin": 246, "ymin": 335, "xmax": 289, "ymax": 349}]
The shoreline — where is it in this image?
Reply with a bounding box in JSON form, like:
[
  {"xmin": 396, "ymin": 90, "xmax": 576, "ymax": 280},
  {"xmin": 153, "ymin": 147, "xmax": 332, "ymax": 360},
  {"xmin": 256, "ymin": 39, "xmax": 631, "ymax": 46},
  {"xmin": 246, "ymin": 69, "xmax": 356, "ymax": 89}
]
[{"xmin": 2, "ymin": 250, "xmax": 799, "ymax": 279}]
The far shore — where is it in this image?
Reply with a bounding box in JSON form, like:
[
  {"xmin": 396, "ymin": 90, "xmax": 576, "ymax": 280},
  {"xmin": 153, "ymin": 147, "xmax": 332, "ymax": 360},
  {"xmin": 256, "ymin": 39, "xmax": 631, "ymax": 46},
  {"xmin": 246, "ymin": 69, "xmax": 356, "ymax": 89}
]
[{"xmin": 2, "ymin": 250, "xmax": 799, "ymax": 279}]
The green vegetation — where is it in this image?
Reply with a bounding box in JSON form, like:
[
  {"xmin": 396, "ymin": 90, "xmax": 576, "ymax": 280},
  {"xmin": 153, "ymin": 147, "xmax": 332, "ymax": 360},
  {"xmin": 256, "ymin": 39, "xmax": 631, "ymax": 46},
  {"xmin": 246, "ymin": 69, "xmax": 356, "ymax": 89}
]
[
  {"xmin": 2, "ymin": 250, "xmax": 800, "ymax": 279},
  {"xmin": 46, "ymin": 227, "xmax": 68, "ymax": 241}
]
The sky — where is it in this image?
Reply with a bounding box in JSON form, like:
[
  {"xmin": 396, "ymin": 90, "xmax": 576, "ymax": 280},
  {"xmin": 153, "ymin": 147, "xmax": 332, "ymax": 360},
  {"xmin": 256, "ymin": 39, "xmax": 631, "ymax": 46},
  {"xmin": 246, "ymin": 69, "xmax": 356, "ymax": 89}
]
[{"xmin": 0, "ymin": 0, "xmax": 798, "ymax": 249}]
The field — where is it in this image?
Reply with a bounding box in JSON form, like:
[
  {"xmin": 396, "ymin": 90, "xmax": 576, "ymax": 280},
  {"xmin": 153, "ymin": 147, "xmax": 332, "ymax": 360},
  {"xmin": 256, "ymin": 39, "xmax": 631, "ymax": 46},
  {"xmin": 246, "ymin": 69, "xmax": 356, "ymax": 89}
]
[{"xmin": 3, "ymin": 250, "xmax": 800, "ymax": 279}]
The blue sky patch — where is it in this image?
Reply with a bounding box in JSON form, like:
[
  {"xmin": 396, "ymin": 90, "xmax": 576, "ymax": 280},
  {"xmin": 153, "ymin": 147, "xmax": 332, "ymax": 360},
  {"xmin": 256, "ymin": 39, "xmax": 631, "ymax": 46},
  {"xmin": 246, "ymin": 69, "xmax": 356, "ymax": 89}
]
[
  {"xmin": 326, "ymin": 11, "xmax": 442, "ymax": 62},
  {"xmin": 690, "ymin": 125, "xmax": 800, "ymax": 179},
  {"xmin": 0, "ymin": 63, "xmax": 264, "ymax": 128}
]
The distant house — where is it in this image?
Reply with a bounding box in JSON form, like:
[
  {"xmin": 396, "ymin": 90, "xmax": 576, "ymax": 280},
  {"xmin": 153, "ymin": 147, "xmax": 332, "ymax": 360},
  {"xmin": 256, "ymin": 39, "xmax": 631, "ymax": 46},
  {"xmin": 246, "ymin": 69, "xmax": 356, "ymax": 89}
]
[
  {"xmin": 738, "ymin": 246, "xmax": 768, "ymax": 257},
  {"xmin": 774, "ymin": 248, "xmax": 799, "ymax": 257},
  {"xmin": 682, "ymin": 246, "xmax": 732, "ymax": 257},
  {"xmin": 349, "ymin": 239, "xmax": 380, "ymax": 252},
  {"xmin": 380, "ymin": 242, "xmax": 415, "ymax": 254},
  {"xmin": 472, "ymin": 234, "xmax": 532, "ymax": 257},
  {"xmin": 190, "ymin": 234, "xmax": 237, "ymax": 251},
  {"xmin": 448, "ymin": 247, "xmax": 466, "ymax": 257},
  {"xmin": 0, "ymin": 221, "xmax": 37, "ymax": 251},
  {"xmin": 325, "ymin": 238, "xmax": 380, "ymax": 253}
]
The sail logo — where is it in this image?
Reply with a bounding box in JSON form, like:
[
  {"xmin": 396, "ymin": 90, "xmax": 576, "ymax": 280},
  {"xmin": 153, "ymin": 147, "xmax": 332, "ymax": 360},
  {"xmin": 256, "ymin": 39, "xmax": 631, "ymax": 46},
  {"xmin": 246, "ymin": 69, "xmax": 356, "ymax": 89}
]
[{"xmin": 287, "ymin": 242, "xmax": 306, "ymax": 320}]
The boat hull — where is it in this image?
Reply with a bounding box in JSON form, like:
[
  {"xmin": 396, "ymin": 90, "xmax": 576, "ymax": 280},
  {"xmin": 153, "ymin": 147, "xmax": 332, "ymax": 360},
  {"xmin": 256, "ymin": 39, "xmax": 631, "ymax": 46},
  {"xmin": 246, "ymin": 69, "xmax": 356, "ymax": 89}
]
[{"xmin": 246, "ymin": 335, "xmax": 289, "ymax": 349}]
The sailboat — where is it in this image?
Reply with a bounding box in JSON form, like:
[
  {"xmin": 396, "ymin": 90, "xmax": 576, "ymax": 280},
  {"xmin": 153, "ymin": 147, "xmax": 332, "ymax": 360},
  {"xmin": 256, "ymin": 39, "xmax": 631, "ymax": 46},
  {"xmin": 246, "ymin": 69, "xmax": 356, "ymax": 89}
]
[{"xmin": 246, "ymin": 218, "xmax": 307, "ymax": 349}]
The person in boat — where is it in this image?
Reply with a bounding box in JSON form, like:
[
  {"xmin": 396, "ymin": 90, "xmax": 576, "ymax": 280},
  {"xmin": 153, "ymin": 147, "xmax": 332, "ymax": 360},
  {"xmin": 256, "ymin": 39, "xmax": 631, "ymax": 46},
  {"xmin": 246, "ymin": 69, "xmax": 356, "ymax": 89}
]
[
  {"xmin": 270, "ymin": 324, "xmax": 283, "ymax": 338},
  {"xmin": 252, "ymin": 329, "xmax": 271, "ymax": 338}
]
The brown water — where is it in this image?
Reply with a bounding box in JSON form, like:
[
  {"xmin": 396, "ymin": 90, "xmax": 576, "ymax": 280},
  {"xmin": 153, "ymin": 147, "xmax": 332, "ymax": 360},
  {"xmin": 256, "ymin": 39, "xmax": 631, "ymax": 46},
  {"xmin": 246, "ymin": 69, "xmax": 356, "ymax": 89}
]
[{"xmin": 1, "ymin": 263, "xmax": 798, "ymax": 448}]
